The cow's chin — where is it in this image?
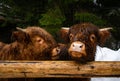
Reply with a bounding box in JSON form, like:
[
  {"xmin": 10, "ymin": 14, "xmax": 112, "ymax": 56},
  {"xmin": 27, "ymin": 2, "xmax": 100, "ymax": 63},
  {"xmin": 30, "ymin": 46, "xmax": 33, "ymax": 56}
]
[{"xmin": 69, "ymin": 51, "xmax": 87, "ymax": 62}]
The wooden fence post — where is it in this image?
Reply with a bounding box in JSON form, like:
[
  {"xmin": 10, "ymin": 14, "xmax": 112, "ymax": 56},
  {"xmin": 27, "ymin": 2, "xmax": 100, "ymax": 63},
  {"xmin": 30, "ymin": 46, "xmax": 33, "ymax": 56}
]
[{"xmin": 0, "ymin": 61, "xmax": 120, "ymax": 78}]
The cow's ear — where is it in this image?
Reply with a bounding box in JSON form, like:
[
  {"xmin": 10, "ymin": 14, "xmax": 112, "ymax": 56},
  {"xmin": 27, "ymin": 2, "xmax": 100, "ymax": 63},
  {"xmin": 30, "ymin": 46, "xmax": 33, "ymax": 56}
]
[
  {"xmin": 99, "ymin": 27, "xmax": 112, "ymax": 45},
  {"xmin": 11, "ymin": 27, "xmax": 30, "ymax": 44},
  {"xmin": 60, "ymin": 27, "xmax": 70, "ymax": 43}
]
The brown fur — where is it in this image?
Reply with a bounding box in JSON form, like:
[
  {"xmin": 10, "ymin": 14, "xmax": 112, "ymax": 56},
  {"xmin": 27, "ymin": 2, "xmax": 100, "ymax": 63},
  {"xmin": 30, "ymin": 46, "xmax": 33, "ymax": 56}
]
[
  {"xmin": 99, "ymin": 29, "xmax": 111, "ymax": 46},
  {"xmin": 0, "ymin": 26, "xmax": 57, "ymax": 60},
  {"xmin": 60, "ymin": 23, "xmax": 111, "ymax": 62},
  {"xmin": 60, "ymin": 28, "xmax": 69, "ymax": 43},
  {"xmin": 0, "ymin": 26, "xmax": 57, "ymax": 81},
  {"xmin": 0, "ymin": 42, "xmax": 5, "ymax": 50},
  {"xmin": 68, "ymin": 23, "xmax": 99, "ymax": 62},
  {"xmin": 51, "ymin": 43, "xmax": 71, "ymax": 60}
]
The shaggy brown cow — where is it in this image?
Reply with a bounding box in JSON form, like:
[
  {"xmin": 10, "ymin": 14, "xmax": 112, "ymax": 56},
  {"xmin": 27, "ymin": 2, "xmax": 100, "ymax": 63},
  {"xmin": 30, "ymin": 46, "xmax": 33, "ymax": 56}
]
[
  {"xmin": 60, "ymin": 23, "xmax": 112, "ymax": 62},
  {"xmin": 58, "ymin": 23, "xmax": 120, "ymax": 81},
  {"xmin": 0, "ymin": 26, "xmax": 57, "ymax": 60}
]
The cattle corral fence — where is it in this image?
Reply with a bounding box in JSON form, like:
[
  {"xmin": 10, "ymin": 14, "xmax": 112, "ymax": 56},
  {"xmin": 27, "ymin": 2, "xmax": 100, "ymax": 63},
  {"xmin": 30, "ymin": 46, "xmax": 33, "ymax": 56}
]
[{"xmin": 0, "ymin": 61, "xmax": 120, "ymax": 78}]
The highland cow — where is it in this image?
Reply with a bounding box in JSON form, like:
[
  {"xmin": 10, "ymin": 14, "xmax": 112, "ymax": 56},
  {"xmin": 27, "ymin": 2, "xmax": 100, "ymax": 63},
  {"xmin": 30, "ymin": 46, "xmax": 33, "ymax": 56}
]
[
  {"xmin": 60, "ymin": 22, "xmax": 120, "ymax": 81},
  {"xmin": 60, "ymin": 23, "xmax": 120, "ymax": 62},
  {"xmin": 54, "ymin": 23, "xmax": 112, "ymax": 61},
  {"xmin": 0, "ymin": 26, "xmax": 57, "ymax": 60}
]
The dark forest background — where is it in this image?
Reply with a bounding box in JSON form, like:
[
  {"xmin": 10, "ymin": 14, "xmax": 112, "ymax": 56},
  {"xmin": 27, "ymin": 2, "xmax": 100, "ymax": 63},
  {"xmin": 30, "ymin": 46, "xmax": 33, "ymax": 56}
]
[{"xmin": 0, "ymin": 0, "xmax": 120, "ymax": 50}]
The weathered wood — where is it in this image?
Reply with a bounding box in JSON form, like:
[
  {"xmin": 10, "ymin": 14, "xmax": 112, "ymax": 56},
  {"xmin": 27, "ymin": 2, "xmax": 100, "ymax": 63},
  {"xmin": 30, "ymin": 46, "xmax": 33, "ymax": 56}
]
[{"xmin": 0, "ymin": 61, "xmax": 120, "ymax": 78}]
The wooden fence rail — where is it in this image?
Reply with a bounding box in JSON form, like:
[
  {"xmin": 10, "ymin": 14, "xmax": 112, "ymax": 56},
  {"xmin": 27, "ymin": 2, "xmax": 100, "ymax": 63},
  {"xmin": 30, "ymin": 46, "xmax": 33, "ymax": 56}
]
[{"xmin": 0, "ymin": 61, "xmax": 120, "ymax": 78}]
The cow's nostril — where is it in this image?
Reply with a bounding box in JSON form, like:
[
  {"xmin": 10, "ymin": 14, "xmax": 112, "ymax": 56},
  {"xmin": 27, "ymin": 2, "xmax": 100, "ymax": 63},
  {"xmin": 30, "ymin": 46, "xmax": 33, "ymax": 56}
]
[
  {"xmin": 79, "ymin": 45, "xmax": 83, "ymax": 48},
  {"xmin": 56, "ymin": 48, "xmax": 60, "ymax": 53},
  {"xmin": 73, "ymin": 44, "xmax": 75, "ymax": 47}
]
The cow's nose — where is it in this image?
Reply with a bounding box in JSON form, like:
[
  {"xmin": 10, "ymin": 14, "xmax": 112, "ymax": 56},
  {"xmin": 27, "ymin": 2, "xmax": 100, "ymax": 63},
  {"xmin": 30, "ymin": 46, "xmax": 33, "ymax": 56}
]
[
  {"xmin": 70, "ymin": 41, "xmax": 85, "ymax": 52},
  {"xmin": 72, "ymin": 43, "xmax": 83, "ymax": 48}
]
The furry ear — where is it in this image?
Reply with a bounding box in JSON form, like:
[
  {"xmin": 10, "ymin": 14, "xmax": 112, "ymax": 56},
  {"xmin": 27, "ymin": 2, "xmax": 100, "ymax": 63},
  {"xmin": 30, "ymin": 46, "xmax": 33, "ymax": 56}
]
[
  {"xmin": 11, "ymin": 27, "xmax": 31, "ymax": 44},
  {"xmin": 60, "ymin": 27, "xmax": 70, "ymax": 43},
  {"xmin": 99, "ymin": 27, "xmax": 112, "ymax": 45}
]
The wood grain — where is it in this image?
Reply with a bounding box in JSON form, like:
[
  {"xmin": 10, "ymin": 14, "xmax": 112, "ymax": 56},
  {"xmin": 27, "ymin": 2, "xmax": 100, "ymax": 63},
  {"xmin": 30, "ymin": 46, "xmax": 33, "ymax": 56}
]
[{"xmin": 0, "ymin": 61, "xmax": 120, "ymax": 78}]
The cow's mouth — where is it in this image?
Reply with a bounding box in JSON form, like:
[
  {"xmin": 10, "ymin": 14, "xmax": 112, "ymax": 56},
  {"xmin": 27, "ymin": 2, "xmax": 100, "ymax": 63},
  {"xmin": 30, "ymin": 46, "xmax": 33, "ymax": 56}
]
[
  {"xmin": 69, "ymin": 51, "xmax": 87, "ymax": 62},
  {"xmin": 51, "ymin": 55, "xmax": 59, "ymax": 60},
  {"xmin": 69, "ymin": 51, "xmax": 85, "ymax": 58},
  {"xmin": 70, "ymin": 51, "xmax": 82, "ymax": 57}
]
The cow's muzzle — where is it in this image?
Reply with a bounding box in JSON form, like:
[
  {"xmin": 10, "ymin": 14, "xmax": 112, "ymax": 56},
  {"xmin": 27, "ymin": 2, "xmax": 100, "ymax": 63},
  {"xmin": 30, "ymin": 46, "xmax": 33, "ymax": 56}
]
[{"xmin": 68, "ymin": 41, "xmax": 86, "ymax": 59}]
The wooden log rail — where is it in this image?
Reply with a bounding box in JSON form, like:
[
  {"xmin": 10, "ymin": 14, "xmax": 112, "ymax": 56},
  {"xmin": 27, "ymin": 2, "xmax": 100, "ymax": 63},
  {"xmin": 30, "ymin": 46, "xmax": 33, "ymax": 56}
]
[{"xmin": 0, "ymin": 61, "xmax": 120, "ymax": 78}]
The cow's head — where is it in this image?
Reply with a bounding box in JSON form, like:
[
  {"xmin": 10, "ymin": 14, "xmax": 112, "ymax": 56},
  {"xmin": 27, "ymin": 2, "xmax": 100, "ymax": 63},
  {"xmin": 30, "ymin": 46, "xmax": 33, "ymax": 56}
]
[
  {"xmin": 51, "ymin": 43, "xmax": 70, "ymax": 60},
  {"xmin": 60, "ymin": 23, "xmax": 112, "ymax": 62},
  {"xmin": 12, "ymin": 26, "xmax": 57, "ymax": 59}
]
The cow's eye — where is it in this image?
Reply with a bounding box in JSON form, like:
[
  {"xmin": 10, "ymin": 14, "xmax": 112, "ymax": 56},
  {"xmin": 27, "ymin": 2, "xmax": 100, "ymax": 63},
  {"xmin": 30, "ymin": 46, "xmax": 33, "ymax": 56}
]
[
  {"xmin": 69, "ymin": 34, "xmax": 74, "ymax": 41},
  {"xmin": 37, "ymin": 39, "xmax": 42, "ymax": 42},
  {"xmin": 36, "ymin": 37, "xmax": 44, "ymax": 44}
]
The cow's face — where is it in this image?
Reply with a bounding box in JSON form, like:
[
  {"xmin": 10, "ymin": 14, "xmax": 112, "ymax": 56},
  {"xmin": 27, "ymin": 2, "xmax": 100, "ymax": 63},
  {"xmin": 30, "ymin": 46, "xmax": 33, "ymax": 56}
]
[
  {"xmin": 30, "ymin": 35, "xmax": 49, "ymax": 53},
  {"xmin": 12, "ymin": 27, "xmax": 57, "ymax": 59},
  {"xmin": 61, "ymin": 23, "xmax": 111, "ymax": 62},
  {"xmin": 68, "ymin": 23, "xmax": 99, "ymax": 62},
  {"xmin": 51, "ymin": 43, "xmax": 70, "ymax": 60}
]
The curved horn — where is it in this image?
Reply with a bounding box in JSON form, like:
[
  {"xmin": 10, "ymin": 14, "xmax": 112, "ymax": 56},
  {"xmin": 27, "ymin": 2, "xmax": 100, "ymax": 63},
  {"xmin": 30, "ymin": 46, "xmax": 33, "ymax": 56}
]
[
  {"xmin": 61, "ymin": 27, "xmax": 70, "ymax": 33},
  {"xmin": 16, "ymin": 27, "xmax": 26, "ymax": 32},
  {"xmin": 61, "ymin": 27, "xmax": 70, "ymax": 30},
  {"xmin": 100, "ymin": 27, "xmax": 113, "ymax": 31}
]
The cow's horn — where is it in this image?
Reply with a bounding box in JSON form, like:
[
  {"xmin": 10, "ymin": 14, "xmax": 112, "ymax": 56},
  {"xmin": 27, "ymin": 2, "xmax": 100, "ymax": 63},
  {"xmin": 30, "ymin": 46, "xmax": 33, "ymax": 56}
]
[
  {"xmin": 61, "ymin": 27, "xmax": 70, "ymax": 30},
  {"xmin": 16, "ymin": 27, "xmax": 26, "ymax": 32},
  {"xmin": 100, "ymin": 27, "xmax": 113, "ymax": 31}
]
